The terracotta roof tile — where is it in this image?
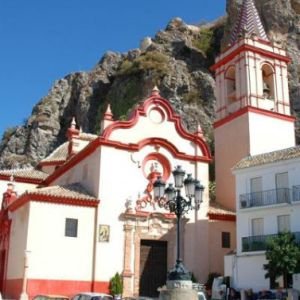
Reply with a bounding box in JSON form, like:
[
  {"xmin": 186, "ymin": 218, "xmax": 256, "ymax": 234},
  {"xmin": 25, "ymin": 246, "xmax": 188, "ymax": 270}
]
[
  {"xmin": 234, "ymin": 146, "xmax": 300, "ymax": 170},
  {"xmin": 28, "ymin": 183, "xmax": 97, "ymax": 201},
  {"xmin": 0, "ymin": 168, "xmax": 48, "ymax": 180},
  {"xmin": 41, "ymin": 142, "xmax": 69, "ymax": 163},
  {"xmin": 41, "ymin": 133, "xmax": 97, "ymax": 164},
  {"xmin": 208, "ymin": 202, "xmax": 236, "ymax": 216}
]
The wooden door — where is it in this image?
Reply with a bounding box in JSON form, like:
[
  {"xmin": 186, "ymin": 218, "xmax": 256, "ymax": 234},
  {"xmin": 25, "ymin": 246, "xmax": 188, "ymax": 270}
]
[
  {"xmin": 0, "ymin": 250, "xmax": 6, "ymax": 292},
  {"xmin": 139, "ymin": 240, "xmax": 167, "ymax": 297}
]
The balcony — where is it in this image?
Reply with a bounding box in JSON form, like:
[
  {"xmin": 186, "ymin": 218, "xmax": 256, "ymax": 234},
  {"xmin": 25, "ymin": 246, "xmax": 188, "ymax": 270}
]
[
  {"xmin": 293, "ymin": 185, "xmax": 300, "ymax": 202},
  {"xmin": 242, "ymin": 232, "xmax": 300, "ymax": 252},
  {"xmin": 239, "ymin": 188, "xmax": 291, "ymax": 209}
]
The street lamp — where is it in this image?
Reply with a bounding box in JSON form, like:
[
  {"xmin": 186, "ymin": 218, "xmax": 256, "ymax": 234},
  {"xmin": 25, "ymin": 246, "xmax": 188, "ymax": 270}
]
[{"xmin": 153, "ymin": 166, "xmax": 204, "ymax": 281}]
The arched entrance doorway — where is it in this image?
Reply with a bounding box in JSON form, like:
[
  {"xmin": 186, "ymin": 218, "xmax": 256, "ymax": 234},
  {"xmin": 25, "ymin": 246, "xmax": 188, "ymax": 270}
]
[{"xmin": 139, "ymin": 239, "xmax": 167, "ymax": 297}]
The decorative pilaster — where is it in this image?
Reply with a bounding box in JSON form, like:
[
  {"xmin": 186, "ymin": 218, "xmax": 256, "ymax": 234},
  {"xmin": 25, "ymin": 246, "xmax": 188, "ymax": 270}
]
[{"xmin": 122, "ymin": 224, "xmax": 134, "ymax": 297}]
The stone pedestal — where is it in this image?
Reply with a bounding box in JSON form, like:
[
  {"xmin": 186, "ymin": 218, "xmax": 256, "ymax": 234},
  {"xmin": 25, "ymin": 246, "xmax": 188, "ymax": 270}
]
[
  {"xmin": 159, "ymin": 280, "xmax": 198, "ymax": 300},
  {"xmin": 19, "ymin": 292, "xmax": 29, "ymax": 300}
]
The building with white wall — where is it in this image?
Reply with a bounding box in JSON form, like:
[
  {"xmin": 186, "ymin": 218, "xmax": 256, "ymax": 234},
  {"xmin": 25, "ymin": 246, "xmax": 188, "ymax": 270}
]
[
  {"xmin": 211, "ymin": 0, "xmax": 295, "ymax": 212},
  {"xmin": 225, "ymin": 147, "xmax": 300, "ymax": 291},
  {"xmin": 0, "ymin": 88, "xmax": 236, "ymax": 299},
  {"xmin": 214, "ymin": 0, "xmax": 299, "ymax": 292}
]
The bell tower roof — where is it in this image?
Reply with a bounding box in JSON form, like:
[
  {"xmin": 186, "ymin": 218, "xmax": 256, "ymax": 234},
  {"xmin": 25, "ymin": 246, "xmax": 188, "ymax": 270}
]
[{"xmin": 230, "ymin": 0, "xmax": 269, "ymax": 45}]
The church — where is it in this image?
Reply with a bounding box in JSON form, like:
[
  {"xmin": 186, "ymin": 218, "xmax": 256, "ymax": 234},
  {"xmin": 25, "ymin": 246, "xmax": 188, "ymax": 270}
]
[
  {"xmin": 0, "ymin": 88, "xmax": 235, "ymax": 299},
  {"xmin": 0, "ymin": 0, "xmax": 296, "ymax": 298}
]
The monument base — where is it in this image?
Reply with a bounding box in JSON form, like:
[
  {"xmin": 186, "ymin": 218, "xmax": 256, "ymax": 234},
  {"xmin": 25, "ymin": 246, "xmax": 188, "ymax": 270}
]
[
  {"xmin": 159, "ymin": 280, "xmax": 198, "ymax": 300},
  {"xmin": 19, "ymin": 292, "xmax": 29, "ymax": 300}
]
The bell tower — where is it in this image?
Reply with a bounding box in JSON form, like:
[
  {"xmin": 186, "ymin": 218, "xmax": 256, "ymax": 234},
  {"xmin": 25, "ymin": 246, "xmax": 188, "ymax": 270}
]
[{"xmin": 212, "ymin": 0, "xmax": 296, "ymax": 210}]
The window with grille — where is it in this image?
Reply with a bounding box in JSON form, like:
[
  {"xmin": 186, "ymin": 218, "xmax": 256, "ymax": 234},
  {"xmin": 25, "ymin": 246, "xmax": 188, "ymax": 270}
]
[
  {"xmin": 250, "ymin": 177, "xmax": 263, "ymax": 205},
  {"xmin": 276, "ymin": 172, "xmax": 289, "ymax": 203},
  {"xmin": 252, "ymin": 218, "xmax": 264, "ymax": 236},
  {"xmin": 222, "ymin": 232, "xmax": 230, "ymax": 248},
  {"xmin": 65, "ymin": 218, "xmax": 78, "ymax": 237},
  {"xmin": 277, "ymin": 215, "xmax": 290, "ymax": 233}
]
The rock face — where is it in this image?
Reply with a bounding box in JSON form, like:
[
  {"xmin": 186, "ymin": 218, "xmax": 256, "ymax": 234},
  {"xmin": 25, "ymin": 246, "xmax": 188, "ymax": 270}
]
[{"xmin": 1, "ymin": 0, "xmax": 300, "ymax": 168}]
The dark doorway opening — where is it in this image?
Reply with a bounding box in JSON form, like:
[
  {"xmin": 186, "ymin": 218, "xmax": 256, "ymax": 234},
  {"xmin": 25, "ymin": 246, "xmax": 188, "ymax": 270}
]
[
  {"xmin": 0, "ymin": 250, "xmax": 6, "ymax": 292},
  {"xmin": 139, "ymin": 240, "xmax": 167, "ymax": 297}
]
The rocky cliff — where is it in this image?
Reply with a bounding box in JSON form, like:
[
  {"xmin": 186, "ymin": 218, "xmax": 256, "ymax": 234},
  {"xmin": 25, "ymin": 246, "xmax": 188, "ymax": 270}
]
[{"xmin": 1, "ymin": 0, "xmax": 300, "ymax": 169}]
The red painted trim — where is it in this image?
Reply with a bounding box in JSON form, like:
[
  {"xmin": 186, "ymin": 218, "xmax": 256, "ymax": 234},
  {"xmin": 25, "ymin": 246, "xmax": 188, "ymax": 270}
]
[
  {"xmin": 102, "ymin": 95, "xmax": 211, "ymax": 158},
  {"xmin": 141, "ymin": 153, "xmax": 171, "ymax": 181},
  {"xmin": 220, "ymin": 37, "xmax": 273, "ymax": 55},
  {"xmin": 257, "ymin": 38, "xmax": 273, "ymax": 46},
  {"xmin": 214, "ymin": 106, "xmax": 296, "ymax": 129},
  {"xmin": 211, "ymin": 43, "xmax": 290, "ymax": 71},
  {"xmin": 5, "ymin": 278, "xmax": 110, "ymax": 299},
  {"xmin": 43, "ymin": 95, "xmax": 211, "ymax": 185},
  {"xmin": 8, "ymin": 193, "xmax": 99, "ymax": 212},
  {"xmin": 91, "ymin": 281, "xmax": 110, "ymax": 294},
  {"xmin": 208, "ymin": 213, "xmax": 236, "ymax": 222},
  {"xmin": 44, "ymin": 137, "xmax": 211, "ymax": 185},
  {"xmin": 0, "ymin": 174, "xmax": 43, "ymax": 185},
  {"xmin": 4, "ymin": 278, "xmax": 22, "ymax": 300},
  {"xmin": 0, "ymin": 213, "xmax": 11, "ymax": 296},
  {"xmin": 44, "ymin": 137, "xmax": 101, "ymax": 185},
  {"xmin": 137, "ymin": 138, "xmax": 211, "ymax": 162},
  {"xmin": 125, "ymin": 210, "xmax": 176, "ymax": 220}
]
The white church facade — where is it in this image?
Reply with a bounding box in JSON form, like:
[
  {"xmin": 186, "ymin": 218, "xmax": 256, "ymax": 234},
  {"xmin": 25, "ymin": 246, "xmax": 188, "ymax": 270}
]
[
  {"xmin": 1, "ymin": 0, "xmax": 299, "ymax": 297},
  {"xmin": 0, "ymin": 88, "xmax": 235, "ymax": 299}
]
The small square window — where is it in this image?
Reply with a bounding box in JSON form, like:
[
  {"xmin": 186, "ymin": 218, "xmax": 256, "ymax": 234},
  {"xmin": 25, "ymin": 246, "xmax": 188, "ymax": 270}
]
[
  {"xmin": 65, "ymin": 218, "xmax": 78, "ymax": 237},
  {"xmin": 222, "ymin": 232, "xmax": 230, "ymax": 248}
]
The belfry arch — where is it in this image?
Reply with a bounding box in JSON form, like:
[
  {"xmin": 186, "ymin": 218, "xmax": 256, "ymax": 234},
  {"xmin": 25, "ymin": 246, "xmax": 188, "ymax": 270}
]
[
  {"xmin": 261, "ymin": 63, "xmax": 275, "ymax": 100},
  {"xmin": 225, "ymin": 66, "xmax": 237, "ymax": 104}
]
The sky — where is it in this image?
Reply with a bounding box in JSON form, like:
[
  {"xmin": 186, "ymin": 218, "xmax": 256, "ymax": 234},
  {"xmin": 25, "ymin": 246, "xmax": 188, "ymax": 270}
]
[{"xmin": 0, "ymin": 0, "xmax": 226, "ymax": 138}]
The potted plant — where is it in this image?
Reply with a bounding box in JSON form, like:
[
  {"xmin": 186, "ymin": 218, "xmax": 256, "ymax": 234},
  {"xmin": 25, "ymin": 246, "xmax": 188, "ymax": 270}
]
[{"xmin": 109, "ymin": 272, "xmax": 123, "ymax": 299}]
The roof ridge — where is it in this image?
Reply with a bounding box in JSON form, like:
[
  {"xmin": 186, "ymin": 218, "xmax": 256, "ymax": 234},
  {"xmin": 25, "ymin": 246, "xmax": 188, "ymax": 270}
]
[
  {"xmin": 0, "ymin": 167, "xmax": 35, "ymax": 172},
  {"xmin": 234, "ymin": 145, "xmax": 300, "ymax": 170}
]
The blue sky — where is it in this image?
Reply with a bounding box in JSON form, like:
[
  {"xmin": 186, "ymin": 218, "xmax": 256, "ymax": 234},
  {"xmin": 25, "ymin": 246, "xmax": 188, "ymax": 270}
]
[{"xmin": 0, "ymin": 0, "xmax": 226, "ymax": 138}]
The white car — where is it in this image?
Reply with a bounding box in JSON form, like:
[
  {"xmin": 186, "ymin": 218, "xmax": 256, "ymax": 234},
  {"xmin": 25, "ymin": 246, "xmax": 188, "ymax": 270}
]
[{"xmin": 72, "ymin": 292, "xmax": 113, "ymax": 300}]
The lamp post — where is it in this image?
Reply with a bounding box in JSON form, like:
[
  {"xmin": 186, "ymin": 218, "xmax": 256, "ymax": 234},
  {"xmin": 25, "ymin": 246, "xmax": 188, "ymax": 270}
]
[{"xmin": 153, "ymin": 166, "xmax": 204, "ymax": 281}]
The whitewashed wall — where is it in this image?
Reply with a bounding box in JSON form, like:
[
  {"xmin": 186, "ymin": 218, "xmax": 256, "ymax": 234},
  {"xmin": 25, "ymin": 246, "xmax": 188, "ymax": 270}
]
[
  {"xmin": 52, "ymin": 147, "xmax": 101, "ymax": 197},
  {"xmin": 230, "ymin": 154, "xmax": 300, "ymax": 290},
  {"xmin": 248, "ymin": 112, "xmax": 295, "ymax": 155},
  {"xmin": 7, "ymin": 203, "xmax": 30, "ymax": 278},
  {"xmin": 26, "ymin": 201, "xmax": 95, "ymax": 280},
  {"xmin": 225, "ymin": 253, "xmax": 268, "ymax": 292}
]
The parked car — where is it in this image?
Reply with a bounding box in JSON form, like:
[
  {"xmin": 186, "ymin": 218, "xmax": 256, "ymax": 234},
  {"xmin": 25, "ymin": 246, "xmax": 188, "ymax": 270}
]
[
  {"xmin": 72, "ymin": 292, "xmax": 113, "ymax": 300},
  {"xmin": 33, "ymin": 295, "xmax": 69, "ymax": 300}
]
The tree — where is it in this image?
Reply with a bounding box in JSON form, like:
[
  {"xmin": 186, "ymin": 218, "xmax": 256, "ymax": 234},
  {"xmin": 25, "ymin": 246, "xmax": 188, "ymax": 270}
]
[
  {"xmin": 264, "ymin": 232, "xmax": 300, "ymax": 288},
  {"xmin": 109, "ymin": 272, "xmax": 123, "ymax": 298}
]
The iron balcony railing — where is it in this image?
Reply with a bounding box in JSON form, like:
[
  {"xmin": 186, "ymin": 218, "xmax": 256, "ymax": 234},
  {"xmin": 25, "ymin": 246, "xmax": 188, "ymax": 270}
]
[
  {"xmin": 242, "ymin": 232, "xmax": 300, "ymax": 252},
  {"xmin": 293, "ymin": 185, "xmax": 300, "ymax": 202},
  {"xmin": 239, "ymin": 188, "xmax": 291, "ymax": 209}
]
